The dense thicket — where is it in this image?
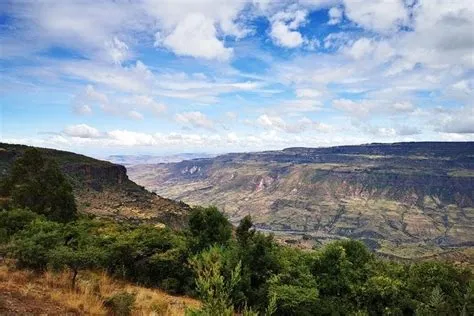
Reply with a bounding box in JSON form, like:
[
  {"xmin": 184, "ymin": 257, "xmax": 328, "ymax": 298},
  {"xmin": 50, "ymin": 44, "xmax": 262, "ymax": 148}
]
[
  {"xmin": 0, "ymin": 151, "xmax": 473, "ymax": 315},
  {"xmin": 0, "ymin": 148, "xmax": 77, "ymax": 222}
]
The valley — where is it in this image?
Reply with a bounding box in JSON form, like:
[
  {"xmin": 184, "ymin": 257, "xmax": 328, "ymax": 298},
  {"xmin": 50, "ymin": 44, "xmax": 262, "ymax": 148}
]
[{"xmin": 127, "ymin": 142, "xmax": 474, "ymax": 259}]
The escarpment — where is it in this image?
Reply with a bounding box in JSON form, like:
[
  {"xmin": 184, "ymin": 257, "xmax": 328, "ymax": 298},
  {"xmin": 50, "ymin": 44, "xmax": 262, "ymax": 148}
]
[
  {"xmin": 0, "ymin": 143, "xmax": 190, "ymax": 228},
  {"xmin": 128, "ymin": 142, "xmax": 474, "ymax": 258}
]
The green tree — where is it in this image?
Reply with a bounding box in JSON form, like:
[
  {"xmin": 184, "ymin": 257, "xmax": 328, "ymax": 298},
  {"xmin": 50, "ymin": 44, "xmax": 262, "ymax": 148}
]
[
  {"xmin": 9, "ymin": 218, "xmax": 64, "ymax": 270},
  {"xmin": 0, "ymin": 208, "xmax": 39, "ymax": 243},
  {"xmin": 236, "ymin": 215, "xmax": 255, "ymax": 247},
  {"xmin": 48, "ymin": 219, "xmax": 107, "ymax": 288},
  {"xmin": 188, "ymin": 246, "xmax": 241, "ymax": 316},
  {"xmin": 1, "ymin": 149, "xmax": 77, "ymax": 222},
  {"xmin": 188, "ymin": 206, "xmax": 232, "ymax": 252}
]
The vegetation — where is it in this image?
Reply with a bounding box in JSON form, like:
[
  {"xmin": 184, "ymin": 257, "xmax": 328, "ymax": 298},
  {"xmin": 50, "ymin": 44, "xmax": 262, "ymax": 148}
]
[
  {"xmin": 1, "ymin": 148, "xmax": 77, "ymax": 222},
  {"xmin": 0, "ymin": 150, "xmax": 473, "ymax": 315}
]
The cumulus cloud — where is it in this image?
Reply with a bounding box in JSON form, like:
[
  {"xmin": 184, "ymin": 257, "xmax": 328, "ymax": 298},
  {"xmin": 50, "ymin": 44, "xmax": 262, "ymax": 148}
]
[
  {"xmin": 175, "ymin": 111, "xmax": 214, "ymax": 130},
  {"xmin": 63, "ymin": 124, "xmax": 101, "ymax": 138},
  {"xmin": 270, "ymin": 9, "xmax": 307, "ymax": 48},
  {"xmin": 157, "ymin": 13, "xmax": 233, "ymax": 60}
]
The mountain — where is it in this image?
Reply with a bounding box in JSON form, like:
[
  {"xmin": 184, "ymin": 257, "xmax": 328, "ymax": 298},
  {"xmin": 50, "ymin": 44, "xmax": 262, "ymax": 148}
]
[
  {"xmin": 127, "ymin": 142, "xmax": 474, "ymax": 259},
  {"xmin": 104, "ymin": 153, "xmax": 216, "ymax": 166},
  {"xmin": 0, "ymin": 143, "xmax": 190, "ymax": 228}
]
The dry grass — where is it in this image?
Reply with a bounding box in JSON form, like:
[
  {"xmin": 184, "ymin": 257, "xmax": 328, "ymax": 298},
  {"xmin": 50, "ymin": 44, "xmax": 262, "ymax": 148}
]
[{"xmin": 0, "ymin": 262, "xmax": 200, "ymax": 315}]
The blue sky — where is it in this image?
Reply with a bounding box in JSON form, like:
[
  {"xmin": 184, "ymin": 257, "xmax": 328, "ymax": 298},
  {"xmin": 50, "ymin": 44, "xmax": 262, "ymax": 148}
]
[{"xmin": 1, "ymin": 0, "xmax": 473, "ymax": 156}]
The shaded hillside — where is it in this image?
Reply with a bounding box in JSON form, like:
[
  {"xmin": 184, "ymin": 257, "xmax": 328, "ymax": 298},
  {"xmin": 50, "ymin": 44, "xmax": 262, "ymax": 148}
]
[
  {"xmin": 0, "ymin": 143, "xmax": 190, "ymax": 228},
  {"xmin": 128, "ymin": 142, "xmax": 474, "ymax": 258}
]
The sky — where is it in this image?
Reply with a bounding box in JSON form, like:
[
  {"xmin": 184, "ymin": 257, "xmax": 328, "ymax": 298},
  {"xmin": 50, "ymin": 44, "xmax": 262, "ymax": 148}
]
[{"xmin": 1, "ymin": 0, "xmax": 473, "ymax": 156}]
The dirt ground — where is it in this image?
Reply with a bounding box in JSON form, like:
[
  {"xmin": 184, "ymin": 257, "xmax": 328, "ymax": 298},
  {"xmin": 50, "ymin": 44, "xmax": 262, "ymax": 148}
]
[{"xmin": 0, "ymin": 287, "xmax": 77, "ymax": 315}]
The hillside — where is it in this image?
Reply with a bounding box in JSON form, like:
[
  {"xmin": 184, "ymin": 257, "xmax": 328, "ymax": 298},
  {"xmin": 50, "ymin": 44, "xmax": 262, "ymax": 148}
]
[
  {"xmin": 0, "ymin": 263, "xmax": 199, "ymax": 315},
  {"xmin": 0, "ymin": 143, "xmax": 190, "ymax": 228},
  {"xmin": 127, "ymin": 142, "xmax": 474, "ymax": 258}
]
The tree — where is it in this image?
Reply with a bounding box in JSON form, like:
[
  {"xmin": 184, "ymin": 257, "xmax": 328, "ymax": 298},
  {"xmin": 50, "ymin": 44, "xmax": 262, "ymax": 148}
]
[
  {"xmin": 236, "ymin": 215, "xmax": 255, "ymax": 247},
  {"xmin": 188, "ymin": 206, "xmax": 232, "ymax": 252},
  {"xmin": 0, "ymin": 208, "xmax": 39, "ymax": 244},
  {"xmin": 188, "ymin": 246, "xmax": 242, "ymax": 316},
  {"xmin": 1, "ymin": 149, "xmax": 77, "ymax": 222},
  {"xmin": 48, "ymin": 218, "xmax": 107, "ymax": 288},
  {"xmin": 49, "ymin": 244, "xmax": 106, "ymax": 288},
  {"xmin": 9, "ymin": 218, "xmax": 64, "ymax": 270}
]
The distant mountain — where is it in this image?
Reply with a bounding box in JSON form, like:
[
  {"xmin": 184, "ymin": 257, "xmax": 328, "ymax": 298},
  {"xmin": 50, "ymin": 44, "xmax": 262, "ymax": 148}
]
[
  {"xmin": 0, "ymin": 143, "xmax": 190, "ymax": 228},
  {"xmin": 105, "ymin": 153, "xmax": 216, "ymax": 166},
  {"xmin": 127, "ymin": 142, "xmax": 474, "ymax": 259}
]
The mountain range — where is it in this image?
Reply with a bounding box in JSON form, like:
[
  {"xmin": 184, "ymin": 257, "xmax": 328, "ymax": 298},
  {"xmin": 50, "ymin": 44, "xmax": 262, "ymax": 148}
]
[{"xmin": 127, "ymin": 142, "xmax": 474, "ymax": 260}]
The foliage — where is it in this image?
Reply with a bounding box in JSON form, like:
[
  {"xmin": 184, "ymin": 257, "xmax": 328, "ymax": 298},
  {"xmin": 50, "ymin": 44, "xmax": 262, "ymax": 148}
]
[
  {"xmin": 48, "ymin": 219, "xmax": 107, "ymax": 288},
  {"xmin": 188, "ymin": 246, "xmax": 241, "ymax": 316},
  {"xmin": 9, "ymin": 218, "xmax": 64, "ymax": 270},
  {"xmin": 0, "ymin": 169, "xmax": 472, "ymax": 316},
  {"xmin": 1, "ymin": 149, "xmax": 77, "ymax": 222},
  {"xmin": 188, "ymin": 206, "xmax": 232, "ymax": 252},
  {"xmin": 0, "ymin": 208, "xmax": 39, "ymax": 243}
]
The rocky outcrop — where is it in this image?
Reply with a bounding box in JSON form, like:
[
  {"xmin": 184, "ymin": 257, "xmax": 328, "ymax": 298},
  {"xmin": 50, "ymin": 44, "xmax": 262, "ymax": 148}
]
[{"xmin": 0, "ymin": 143, "xmax": 190, "ymax": 229}]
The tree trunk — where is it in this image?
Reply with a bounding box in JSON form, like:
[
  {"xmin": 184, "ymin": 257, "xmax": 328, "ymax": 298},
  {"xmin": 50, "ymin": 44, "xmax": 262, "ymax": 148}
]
[{"xmin": 71, "ymin": 269, "xmax": 78, "ymax": 289}]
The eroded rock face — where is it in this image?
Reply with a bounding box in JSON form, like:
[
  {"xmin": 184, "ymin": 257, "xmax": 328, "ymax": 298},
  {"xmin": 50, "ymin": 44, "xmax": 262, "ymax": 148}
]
[
  {"xmin": 0, "ymin": 143, "xmax": 191, "ymax": 229},
  {"xmin": 127, "ymin": 142, "xmax": 474, "ymax": 256}
]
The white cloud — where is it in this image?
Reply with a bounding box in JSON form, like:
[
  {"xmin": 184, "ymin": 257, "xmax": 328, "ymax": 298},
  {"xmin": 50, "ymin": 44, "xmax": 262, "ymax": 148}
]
[
  {"xmin": 295, "ymin": 88, "xmax": 323, "ymax": 98},
  {"xmin": 128, "ymin": 110, "xmax": 144, "ymax": 120},
  {"xmin": 345, "ymin": 37, "xmax": 395, "ymax": 61},
  {"xmin": 158, "ymin": 13, "xmax": 233, "ymax": 61},
  {"xmin": 342, "ymin": 0, "xmax": 409, "ymax": 33},
  {"xmin": 175, "ymin": 111, "xmax": 214, "ymax": 130},
  {"xmin": 105, "ymin": 37, "xmax": 129, "ymax": 65},
  {"xmin": 72, "ymin": 85, "xmax": 108, "ymax": 115},
  {"xmin": 332, "ymin": 98, "xmax": 415, "ymax": 118},
  {"xmin": 130, "ymin": 95, "xmax": 167, "ymax": 116},
  {"xmin": 328, "ymin": 7, "xmax": 343, "ymax": 25},
  {"xmin": 256, "ymin": 114, "xmax": 331, "ymax": 133},
  {"xmin": 433, "ymin": 106, "xmax": 474, "ymax": 134},
  {"xmin": 107, "ymin": 130, "xmax": 157, "ymax": 146},
  {"xmin": 63, "ymin": 124, "xmax": 101, "ymax": 138},
  {"xmin": 73, "ymin": 104, "xmax": 93, "ymax": 115},
  {"xmin": 283, "ymin": 99, "xmax": 323, "ymax": 112},
  {"xmin": 270, "ymin": 9, "xmax": 307, "ymax": 48}
]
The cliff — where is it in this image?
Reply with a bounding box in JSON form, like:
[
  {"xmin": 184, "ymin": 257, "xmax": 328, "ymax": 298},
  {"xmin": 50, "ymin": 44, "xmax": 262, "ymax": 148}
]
[{"xmin": 0, "ymin": 143, "xmax": 190, "ymax": 228}]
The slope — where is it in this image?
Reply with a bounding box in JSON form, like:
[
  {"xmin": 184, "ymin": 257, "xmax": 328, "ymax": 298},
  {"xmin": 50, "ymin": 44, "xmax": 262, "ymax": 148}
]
[{"xmin": 0, "ymin": 143, "xmax": 190, "ymax": 228}]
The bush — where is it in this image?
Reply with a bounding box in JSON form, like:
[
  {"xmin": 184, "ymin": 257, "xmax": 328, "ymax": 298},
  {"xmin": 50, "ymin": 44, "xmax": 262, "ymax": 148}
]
[
  {"xmin": 104, "ymin": 291, "xmax": 136, "ymax": 316},
  {"xmin": 0, "ymin": 208, "xmax": 39, "ymax": 243}
]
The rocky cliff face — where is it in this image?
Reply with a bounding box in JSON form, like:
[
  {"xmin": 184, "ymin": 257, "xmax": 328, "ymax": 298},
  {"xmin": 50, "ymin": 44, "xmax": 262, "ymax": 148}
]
[
  {"xmin": 127, "ymin": 142, "xmax": 474, "ymax": 258},
  {"xmin": 0, "ymin": 143, "xmax": 190, "ymax": 228}
]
